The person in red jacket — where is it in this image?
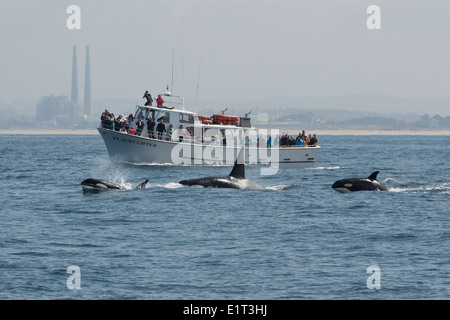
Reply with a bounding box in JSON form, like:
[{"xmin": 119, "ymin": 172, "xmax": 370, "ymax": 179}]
[
  {"xmin": 156, "ymin": 95, "xmax": 164, "ymax": 107},
  {"xmin": 128, "ymin": 126, "xmax": 136, "ymax": 135}
]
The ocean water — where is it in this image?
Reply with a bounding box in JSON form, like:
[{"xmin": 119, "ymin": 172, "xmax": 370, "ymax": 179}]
[{"xmin": 0, "ymin": 134, "xmax": 449, "ymax": 300}]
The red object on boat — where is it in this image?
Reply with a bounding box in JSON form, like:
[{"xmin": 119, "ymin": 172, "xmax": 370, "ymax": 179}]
[
  {"xmin": 198, "ymin": 115, "xmax": 213, "ymax": 124},
  {"xmin": 212, "ymin": 114, "xmax": 239, "ymax": 125}
]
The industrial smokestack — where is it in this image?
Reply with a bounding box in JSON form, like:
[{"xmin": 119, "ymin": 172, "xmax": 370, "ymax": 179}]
[
  {"xmin": 71, "ymin": 46, "xmax": 78, "ymax": 104},
  {"xmin": 83, "ymin": 45, "xmax": 92, "ymax": 116}
]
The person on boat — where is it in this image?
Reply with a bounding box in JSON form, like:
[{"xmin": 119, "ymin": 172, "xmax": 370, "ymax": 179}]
[
  {"xmin": 156, "ymin": 95, "xmax": 164, "ymax": 108},
  {"xmin": 308, "ymin": 134, "xmax": 319, "ymax": 147},
  {"xmin": 128, "ymin": 126, "xmax": 136, "ymax": 135},
  {"xmin": 257, "ymin": 134, "xmax": 266, "ymax": 148},
  {"xmin": 295, "ymin": 134, "xmax": 303, "ymax": 147},
  {"xmin": 178, "ymin": 124, "xmax": 188, "ymax": 142},
  {"xmin": 143, "ymin": 91, "xmax": 153, "ymax": 106},
  {"xmin": 302, "ymin": 130, "xmax": 310, "ymax": 147},
  {"xmin": 167, "ymin": 124, "xmax": 174, "ymax": 140},
  {"xmin": 211, "ymin": 135, "xmax": 219, "ymax": 146},
  {"xmin": 114, "ymin": 114, "xmax": 123, "ymax": 131},
  {"xmin": 156, "ymin": 118, "xmax": 166, "ymax": 140},
  {"xmin": 103, "ymin": 115, "xmax": 113, "ymax": 130},
  {"xmin": 280, "ymin": 134, "xmax": 289, "ymax": 147},
  {"xmin": 136, "ymin": 117, "xmax": 145, "ymax": 136},
  {"xmin": 127, "ymin": 114, "xmax": 135, "ymax": 129},
  {"xmin": 267, "ymin": 136, "xmax": 272, "ymax": 148},
  {"xmin": 147, "ymin": 116, "xmax": 155, "ymax": 138},
  {"xmin": 244, "ymin": 136, "xmax": 250, "ymax": 146},
  {"xmin": 120, "ymin": 121, "xmax": 127, "ymax": 133},
  {"xmin": 289, "ymin": 136, "xmax": 296, "ymax": 146},
  {"xmin": 222, "ymin": 132, "xmax": 227, "ymax": 146},
  {"xmin": 100, "ymin": 110, "xmax": 108, "ymax": 128},
  {"xmin": 109, "ymin": 113, "xmax": 116, "ymax": 129}
]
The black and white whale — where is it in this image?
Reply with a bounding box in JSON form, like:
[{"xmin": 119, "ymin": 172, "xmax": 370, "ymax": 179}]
[
  {"xmin": 179, "ymin": 149, "xmax": 260, "ymax": 189},
  {"xmin": 332, "ymin": 171, "xmax": 388, "ymax": 193},
  {"xmin": 81, "ymin": 178, "xmax": 149, "ymax": 191}
]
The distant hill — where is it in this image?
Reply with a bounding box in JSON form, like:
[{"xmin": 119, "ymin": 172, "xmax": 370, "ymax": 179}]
[{"xmin": 1, "ymin": 94, "xmax": 449, "ymax": 130}]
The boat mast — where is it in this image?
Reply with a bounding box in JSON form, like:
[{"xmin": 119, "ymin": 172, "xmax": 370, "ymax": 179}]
[
  {"xmin": 181, "ymin": 19, "xmax": 185, "ymax": 111},
  {"xmin": 170, "ymin": 48, "xmax": 174, "ymax": 107},
  {"xmin": 195, "ymin": 60, "xmax": 201, "ymax": 113}
]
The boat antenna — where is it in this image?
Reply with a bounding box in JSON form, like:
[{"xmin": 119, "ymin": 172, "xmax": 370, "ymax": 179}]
[
  {"xmin": 170, "ymin": 48, "xmax": 174, "ymax": 106},
  {"xmin": 222, "ymin": 107, "xmax": 228, "ymax": 115},
  {"xmin": 195, "ymin": 60, "xmax": 202, "ymax": 113},
  {"xmin": 181, "ymin": 18, "xmax": 185, "ymax": 110}
]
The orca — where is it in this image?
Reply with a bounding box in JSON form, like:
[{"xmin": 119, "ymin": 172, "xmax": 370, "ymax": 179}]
[
  {"xmin": 179, "ymin": 149, "xmax": 259, "ymax": 189},
  {"xmin": 81, "ymin": 178, "xmax": 149, "ymax": 191},
  {"xmin": 332, "ymin": 171, "xmax": 388, "ymax": 193}
]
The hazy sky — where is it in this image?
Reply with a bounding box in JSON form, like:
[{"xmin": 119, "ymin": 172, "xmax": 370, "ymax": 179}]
[{"xmin": 1, "ymin": 0, "xmax": 450, "ymax": 110}]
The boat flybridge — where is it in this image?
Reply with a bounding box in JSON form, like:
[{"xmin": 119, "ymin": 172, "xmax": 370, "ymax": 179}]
[{"xmin": 98, "ymin": 92, "xmax": 320, "ymax": 170}]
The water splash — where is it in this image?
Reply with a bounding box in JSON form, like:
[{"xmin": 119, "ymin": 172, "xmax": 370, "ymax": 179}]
[{"xmin": 389, "ymin": 182, "xmax": 450, "ymax": 194}]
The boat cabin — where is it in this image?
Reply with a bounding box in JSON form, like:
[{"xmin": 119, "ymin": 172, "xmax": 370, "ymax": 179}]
[{"xmin": 132, "ymin": 92, "xmax": 252, "ymax": 143}]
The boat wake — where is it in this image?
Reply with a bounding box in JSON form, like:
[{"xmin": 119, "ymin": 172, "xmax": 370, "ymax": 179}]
[{"xmin": 388, "ymin": 182, "xmax": 450, "ymax": 194}]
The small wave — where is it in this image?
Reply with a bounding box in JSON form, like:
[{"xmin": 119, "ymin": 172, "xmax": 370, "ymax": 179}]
[
  {"xmin": 383, "ymin": 178, "xmax": 406, "ymax": 183},
  {"xmin": 307, "ymin": 166, "xmax": 341, "ymax": 170}
]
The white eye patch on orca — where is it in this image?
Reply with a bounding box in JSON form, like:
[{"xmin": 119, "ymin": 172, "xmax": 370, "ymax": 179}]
[{"xmin": 344, "ymin": 183, "xmax": 353, "ymax": 188}]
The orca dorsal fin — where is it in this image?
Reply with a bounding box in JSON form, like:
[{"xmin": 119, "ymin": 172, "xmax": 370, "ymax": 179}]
[
  {"xmin": 367, "ymin": 171, "xmax": 380, "ymax": 181},
  {"xmin": 135, "ymin": 179, "xmax": 149, "ymax": 189},
  {"xmin": 228, "ymin": 148, "xmax": 245, "ymax": 179}
]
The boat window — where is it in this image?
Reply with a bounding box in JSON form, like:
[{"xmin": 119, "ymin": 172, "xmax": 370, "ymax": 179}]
[
  {"xmin": 135, "ymin": 108, "xmax": 147, "ymax": 120},
  {"xmin": 155, "ymin": 111, "xmax": 170, "ymax": 123},
  {"xmin": 179, "ymin": 113, "xmax": 194, "ymax": 124}
]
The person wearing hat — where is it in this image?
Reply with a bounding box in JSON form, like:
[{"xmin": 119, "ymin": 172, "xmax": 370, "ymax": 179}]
[{"xmin": 156, "ymin": 95, "xmax": 164, "ymax": 108}]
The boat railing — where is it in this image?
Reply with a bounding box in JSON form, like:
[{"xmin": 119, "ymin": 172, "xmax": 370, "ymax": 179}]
[{"xmin": 100, "ymin": 124, "xmax": 320, "ymax": 148}]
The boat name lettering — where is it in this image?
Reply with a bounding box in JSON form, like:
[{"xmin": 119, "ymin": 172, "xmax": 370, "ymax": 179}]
[{"xmin": 112, "ymin": 136, "xmax": 156, "ymax": 147}]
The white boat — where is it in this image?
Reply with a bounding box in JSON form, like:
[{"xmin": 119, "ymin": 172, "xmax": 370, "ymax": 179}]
[{"xmin": 98, "ymin": 93, "xmax": 320, "ymax": 170}]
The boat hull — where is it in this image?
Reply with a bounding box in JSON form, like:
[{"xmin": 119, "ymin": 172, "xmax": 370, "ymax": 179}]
[{"xmin": 98, "ymin": 128, "xmax": 320, "ymax": 169}]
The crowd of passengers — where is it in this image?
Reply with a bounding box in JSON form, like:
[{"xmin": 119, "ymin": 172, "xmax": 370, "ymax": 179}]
[
  {"xmin": 276, "ymin": 130, "xmax": 319, "ymax": 147},
  {"xmin": 100, "ymin": 109, "xmax": 188, "ymax": 141},
  {"xmin": 100, "ymin": 109, "xmax": 318, "ymax": 147}
]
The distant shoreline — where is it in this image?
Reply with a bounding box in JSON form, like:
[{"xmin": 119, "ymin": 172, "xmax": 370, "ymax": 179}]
[
  {"xmin": 1, "ymin": 128, "xmax": 450, "ymax": 136},
  {"xmin": 0, "ymin": 129, "xmax": 99, "ymax": 135},
  {"xmin": 297, "ymin": 129, "xmax": 450, "ymax": 136}
]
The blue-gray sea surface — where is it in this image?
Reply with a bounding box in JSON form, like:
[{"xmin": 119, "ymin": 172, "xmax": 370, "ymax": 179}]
[{"xmin": 0, "ymin": 134, "xmax": 449, "ymax": 299}]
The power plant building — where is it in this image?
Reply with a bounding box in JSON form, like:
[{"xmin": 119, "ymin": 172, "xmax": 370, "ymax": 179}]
[{"xmin": 36, "ymin": 45, "xmax": 93, "ymax": 128}]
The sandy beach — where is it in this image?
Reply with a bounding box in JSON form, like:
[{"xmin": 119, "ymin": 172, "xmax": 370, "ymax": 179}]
[{"xmin": 1, "ymin": 128, "xmax": 450, "ymax": 136}]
